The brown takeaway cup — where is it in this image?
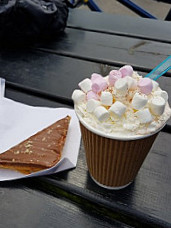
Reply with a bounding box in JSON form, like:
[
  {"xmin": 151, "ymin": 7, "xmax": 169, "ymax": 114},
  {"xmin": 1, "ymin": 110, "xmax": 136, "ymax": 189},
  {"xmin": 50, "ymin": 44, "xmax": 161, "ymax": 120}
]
[{"xmin": 78, "ymin": 116, "xmax": 162, "ymax": 190}]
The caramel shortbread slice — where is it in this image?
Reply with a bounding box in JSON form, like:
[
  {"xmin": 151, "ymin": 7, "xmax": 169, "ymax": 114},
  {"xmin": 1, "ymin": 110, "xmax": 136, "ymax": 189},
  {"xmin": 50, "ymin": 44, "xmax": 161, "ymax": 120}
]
[{"xmin": 0, "ymin": 116, "xmax": 71, "ymax": 174}]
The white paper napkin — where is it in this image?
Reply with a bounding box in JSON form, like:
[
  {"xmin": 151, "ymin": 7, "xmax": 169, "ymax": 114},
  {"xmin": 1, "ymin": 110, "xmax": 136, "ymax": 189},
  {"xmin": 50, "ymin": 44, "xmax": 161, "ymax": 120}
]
[{"xmin": 0, "ymin": 78, "xmax": 81, "ymax": 181}]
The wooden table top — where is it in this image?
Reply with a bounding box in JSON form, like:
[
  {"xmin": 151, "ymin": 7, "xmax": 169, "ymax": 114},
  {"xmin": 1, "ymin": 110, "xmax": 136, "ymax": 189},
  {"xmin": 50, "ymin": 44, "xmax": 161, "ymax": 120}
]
[{"xmin": 0, "ymin": 9, "xmax": 171, "ymax": 228}]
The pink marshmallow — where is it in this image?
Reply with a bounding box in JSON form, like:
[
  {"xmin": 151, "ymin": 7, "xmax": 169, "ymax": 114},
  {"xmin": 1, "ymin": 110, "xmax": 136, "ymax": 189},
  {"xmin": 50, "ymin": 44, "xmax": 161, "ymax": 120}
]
[
  {"xmin": 138, "ymin": 78, "xmax": 153, "ymax": 95},
  {"xmin": 86, "ymin": 91, "xmax": 99, "ymax": 100},
  {"xmin": 119, "ymin": 65, "xmax": 133, "ymax": 77},
  {"xmin": 91, "ymin": 73, "xmax": 102, "ymax": 82},
  {"xmin": 92, "ymin": 78, "xmax": 108, "ymax": 93},
  {"xmin": 108, "ymin": 70, "xmax": 122, "ymax": 86}
]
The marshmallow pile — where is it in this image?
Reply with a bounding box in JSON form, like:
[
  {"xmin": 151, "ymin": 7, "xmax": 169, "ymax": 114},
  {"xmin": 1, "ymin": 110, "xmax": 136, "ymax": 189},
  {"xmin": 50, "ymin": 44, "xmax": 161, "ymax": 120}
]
[{"xmin": 72, "ymin": 65, "xmax": 171, "ymax": 134}]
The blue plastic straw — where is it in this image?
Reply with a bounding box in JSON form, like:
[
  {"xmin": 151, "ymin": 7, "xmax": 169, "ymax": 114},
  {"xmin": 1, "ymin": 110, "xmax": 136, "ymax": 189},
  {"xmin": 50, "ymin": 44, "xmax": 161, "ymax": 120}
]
[{"xmin": 145, "ymin": 55, "xmax": 171, "ymax": 81}]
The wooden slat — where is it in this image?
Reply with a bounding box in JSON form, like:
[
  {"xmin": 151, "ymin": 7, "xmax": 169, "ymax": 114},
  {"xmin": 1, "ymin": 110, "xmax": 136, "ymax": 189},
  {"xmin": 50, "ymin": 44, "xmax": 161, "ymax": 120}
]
[
  {"xmin": 34, "ymin": 27, "xmax": 171, "ymax": 73},
  {"xmin": 68, "ymin": 9, "xmax": 171, "ymax": 43},
  {"xmin": 0, "ymin": 49, "xmax": 98, "ymax": 99},
  {"xmin": 5, "ymin": 87, "xmax": 71, "ymax": 108},
  {"xmin": 0, "ymin": 181, "xmax": 129, "ymax": 228}
]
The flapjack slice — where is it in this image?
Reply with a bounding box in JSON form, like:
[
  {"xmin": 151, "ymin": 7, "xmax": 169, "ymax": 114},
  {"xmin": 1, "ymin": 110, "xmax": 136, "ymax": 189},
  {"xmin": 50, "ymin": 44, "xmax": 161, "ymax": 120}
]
[{"xmin": 0, "ymin": 116, "xmax": 71, "ymax": 174}]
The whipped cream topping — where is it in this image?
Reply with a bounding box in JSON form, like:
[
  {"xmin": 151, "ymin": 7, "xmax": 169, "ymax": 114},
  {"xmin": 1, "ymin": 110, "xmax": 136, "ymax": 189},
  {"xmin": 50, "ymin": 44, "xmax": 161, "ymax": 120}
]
[{"xmin": 72, "ymin": 65, "xmax": 171, "ymax": 137}]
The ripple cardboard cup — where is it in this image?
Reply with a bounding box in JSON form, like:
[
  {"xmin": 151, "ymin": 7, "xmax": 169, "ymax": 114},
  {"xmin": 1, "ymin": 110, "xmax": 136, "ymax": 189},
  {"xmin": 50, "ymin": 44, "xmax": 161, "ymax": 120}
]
[{"xmin": 77, "ymin": 114, "xmax": 164, "ymax": 190}]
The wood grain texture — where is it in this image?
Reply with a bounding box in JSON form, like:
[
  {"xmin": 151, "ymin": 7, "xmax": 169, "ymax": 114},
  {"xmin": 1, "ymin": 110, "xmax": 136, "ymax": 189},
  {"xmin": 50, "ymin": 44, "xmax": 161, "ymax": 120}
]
[
  {"xmin": 0, "ymin": 49, "xmax": 99, "ymax": 101},
  {"xmin": 0, "ymin": 181, "xmax": 130, "ymax": 228},
  {"xmin": 5, "ymin": 87, "xmax": 72, "ymax": 108},
  {"xmin": 68, "ymin": 9, "xmax": 171, "ymax": 43},
  {"xmin": 34, "ymin": 27, "xmax": 171, "ymax": 73}
]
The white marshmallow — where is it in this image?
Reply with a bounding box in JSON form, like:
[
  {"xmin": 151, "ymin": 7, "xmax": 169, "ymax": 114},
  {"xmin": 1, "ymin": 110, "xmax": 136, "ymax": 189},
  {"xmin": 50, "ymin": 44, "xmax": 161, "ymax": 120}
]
[
  {"xmin": 136, "ymin": 108, "xmax": 152, "ymax": 124},
  {"xmin": 72, "ymin": 89, "xmax": 86, "ymax": 104},
  {"xmin": 94, "ymin": 106, "xmax": 109, "ymax": 122},
  {"xmin": 153, "ymin": 90, "xmax": 168, "ymax": 102},
  {"xmin": 86, "ymin": 99, "xmax": 101, "ymax": 113},
  {"xmin": 100, "ymin": 91, "xmax": 113, "ymax": 106},
  {"xmin": 149, "ymin": 96, "xmax": 166, "ymax": 116},
  {"xmin": 78, "ymin": 78, "xmax": 92, "ymax": 93},
  {"xmin": 152, "ymin": 80, "xmax": 159, "ymax": 91},
  {"xmin": 132, "ymin": 92, "xmax": 148, "ymax": 110},
  {"xmin": 125, "ymin": 76, "xmax": 137, "ymax": 90},
  {"xmin": 109, "ymin": 101, "xmax": 126, "ymax": 118},
  {"xmin": 115, "ymin": 78, "xmax": 128, "ymax": 95}
]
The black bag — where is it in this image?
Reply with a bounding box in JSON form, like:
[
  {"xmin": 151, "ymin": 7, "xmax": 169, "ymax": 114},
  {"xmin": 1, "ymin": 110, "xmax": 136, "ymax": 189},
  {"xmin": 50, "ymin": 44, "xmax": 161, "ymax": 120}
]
[{"xmin": 0, "ymin": 0, "xmax": 68, "ymax": 43}]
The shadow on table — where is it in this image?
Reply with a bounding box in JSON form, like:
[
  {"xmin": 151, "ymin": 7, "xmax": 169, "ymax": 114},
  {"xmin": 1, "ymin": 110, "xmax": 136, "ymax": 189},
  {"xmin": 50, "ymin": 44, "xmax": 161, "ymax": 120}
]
[{"xmin": 85, "ymin": 171, "xmax": 136, "ymax": 206}]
